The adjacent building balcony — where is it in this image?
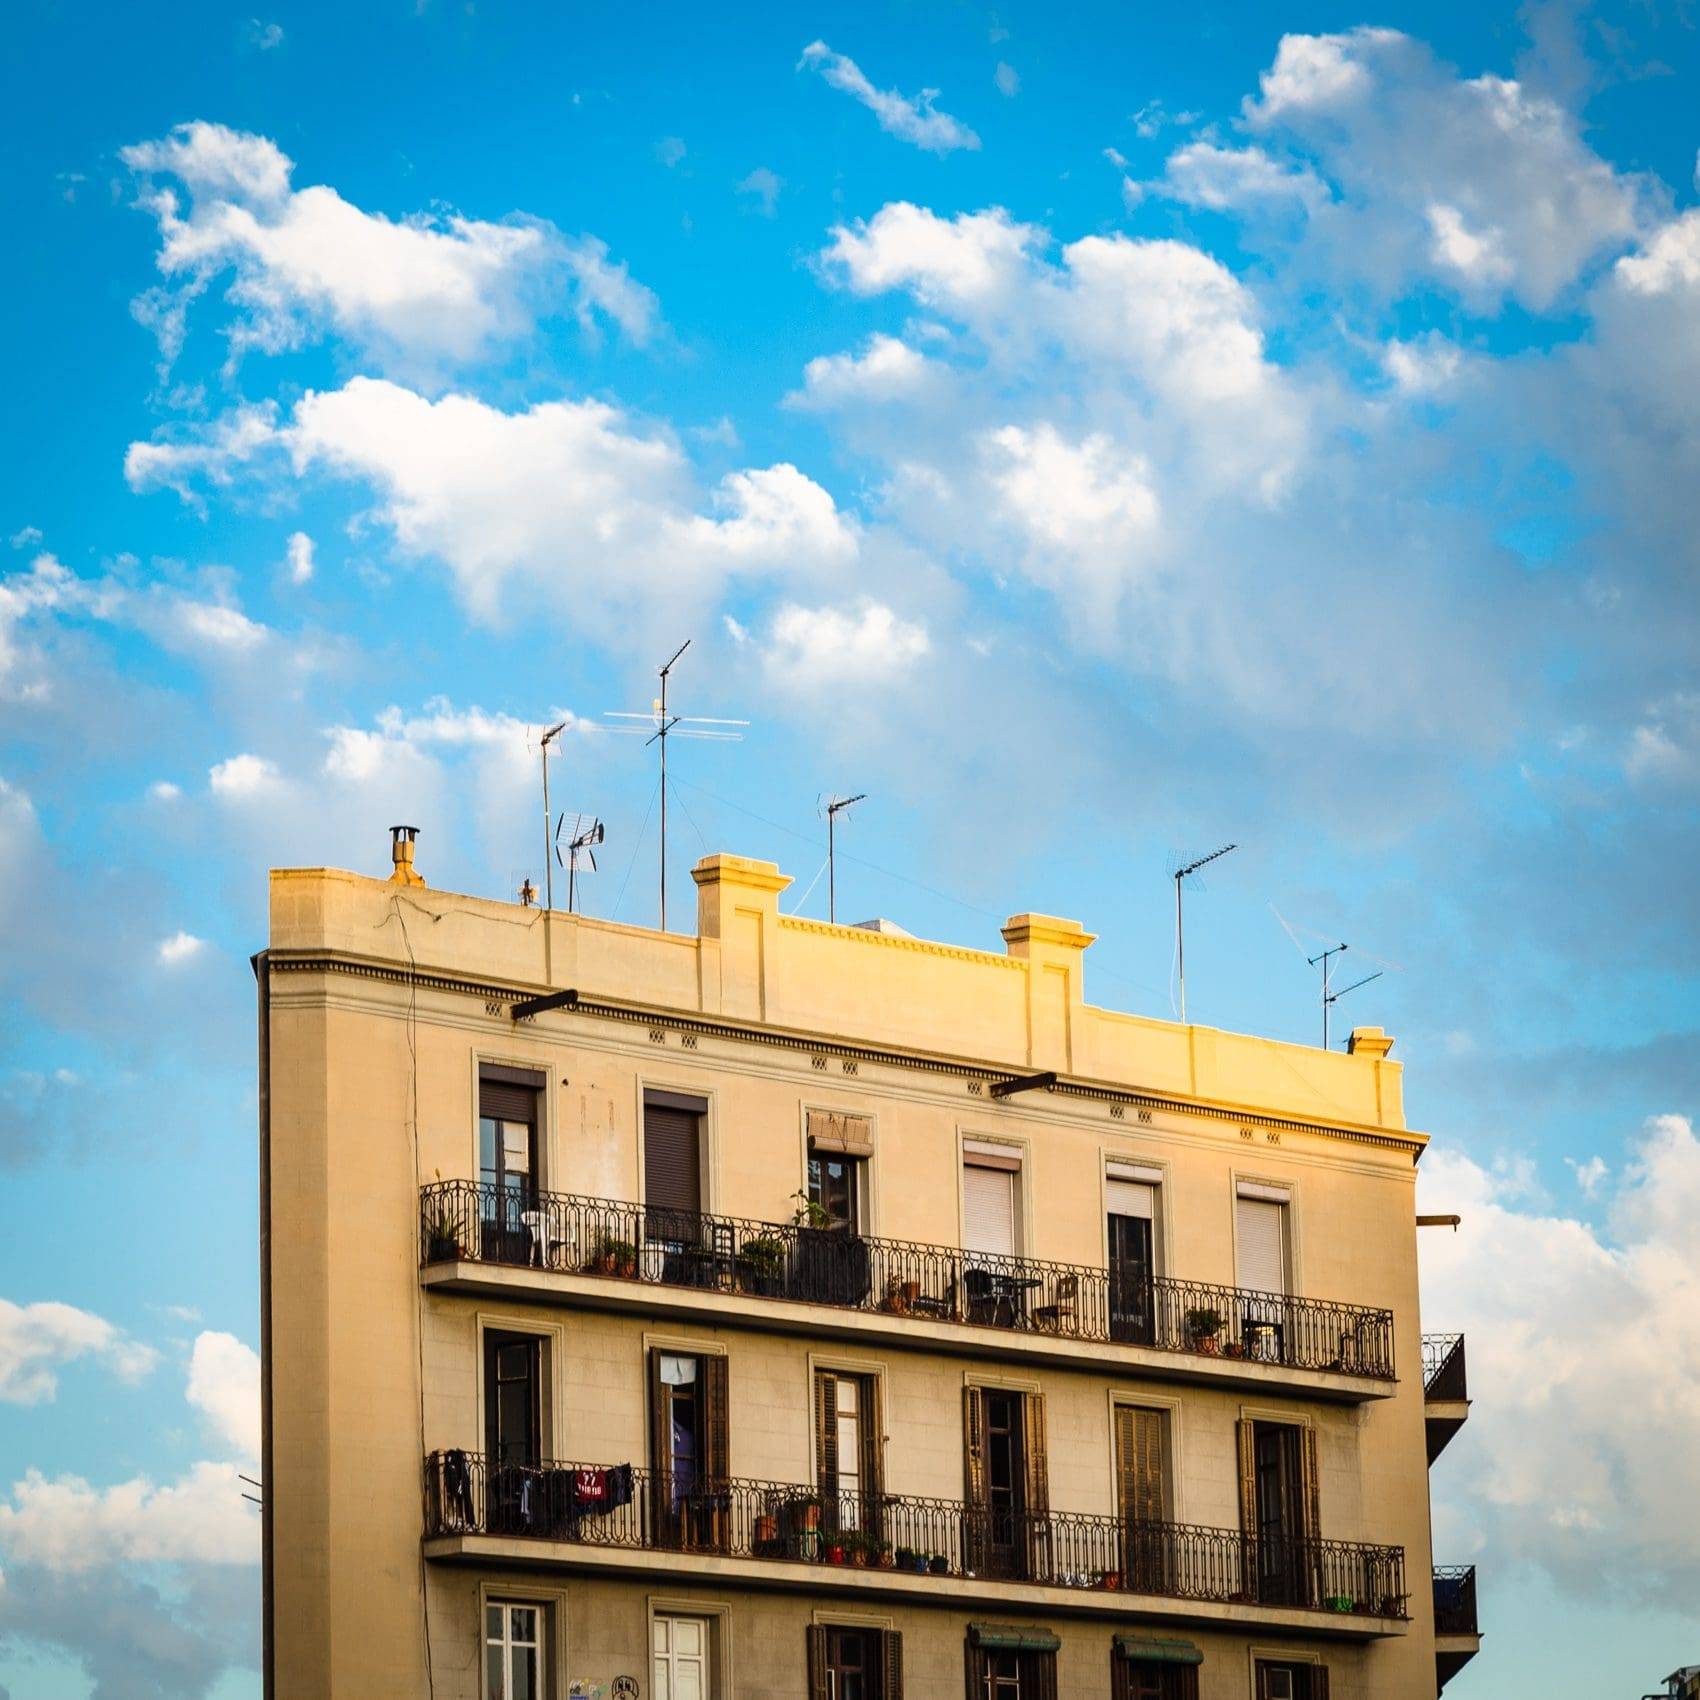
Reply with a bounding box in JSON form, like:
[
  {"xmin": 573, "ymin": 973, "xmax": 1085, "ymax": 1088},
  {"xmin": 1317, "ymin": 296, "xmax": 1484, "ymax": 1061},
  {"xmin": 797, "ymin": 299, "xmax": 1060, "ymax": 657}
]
[
  {"xmin": 1422, "ymin": 1334, "xmax": 1470, "ymax": 1462},
  {"xmin": 419, "ymin": 1182, "xmax": 1397, "ymax": 1399},
  {"xmin": 1432, "ymin": 1564, "xmax": 1481, "ymax": 1689},
  {"xmin": 422, "ymin": 1450, "xmax": 1409, "ymax": 1639}
]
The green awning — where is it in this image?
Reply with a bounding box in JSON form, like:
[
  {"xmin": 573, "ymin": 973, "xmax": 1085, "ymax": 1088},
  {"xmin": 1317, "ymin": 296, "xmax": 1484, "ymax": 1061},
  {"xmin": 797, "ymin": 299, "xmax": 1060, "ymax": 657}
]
[
  {"xmin": 1114, "ymin": 1635, "xmax": 1203, "ymax": 1666},
  {"xmin": 968, "ymin": 1624, "xmax": 1062, "ymax": 1653}
]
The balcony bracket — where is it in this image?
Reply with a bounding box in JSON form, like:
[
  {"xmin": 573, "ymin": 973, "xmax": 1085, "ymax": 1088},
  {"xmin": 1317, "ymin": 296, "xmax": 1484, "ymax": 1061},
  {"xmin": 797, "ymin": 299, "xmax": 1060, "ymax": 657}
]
[{"xmin": 511, "ymin": 988, "xmax": 579, "ymax": 1021}]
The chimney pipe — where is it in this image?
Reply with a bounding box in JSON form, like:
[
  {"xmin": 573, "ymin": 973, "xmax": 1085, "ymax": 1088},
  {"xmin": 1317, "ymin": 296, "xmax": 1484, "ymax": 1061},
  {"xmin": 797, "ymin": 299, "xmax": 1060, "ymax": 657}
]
[{"xmin": 388, "ymin": 825, "xmax": 424, "ymax": 887}]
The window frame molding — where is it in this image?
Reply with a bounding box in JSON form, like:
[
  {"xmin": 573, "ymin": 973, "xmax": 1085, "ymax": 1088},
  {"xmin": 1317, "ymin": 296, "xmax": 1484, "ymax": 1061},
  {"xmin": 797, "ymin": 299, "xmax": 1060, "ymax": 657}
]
[
  {"xmin": 955, "ymin": 1128, "xmax": 1033, "ymax": 1258},
  {"xmin": 798, "ymin": 1099, "xmax": 880, "ymax": 1234},
  {"xmin": 634, "ymin": 1075, "xmax": 719, "ymax": 1215},
  {"xmin": 476, "ymin": 1578, "xmax": 567, "ymax": 1700},
  {"xmin": 1098, "ymin": 1149, "xmax": 1170, "ymax": 1278},
  {"xmin": 1106, "ymin": 1388, "xmax": 1186, "ymax": 1524},
  {"xmin": 471, "ymin": 1052, "xmax": 553, "ymax": 1192},
  {"xmin": 647, "ymin": 1597, "xmax": 732, "ymax": 1698},
  {"xmin": 472, "ymin": 1309, "xmax": 566, "ymax": 1461},
  {"xmin": 1230, "ymin": 1168, "xmax": 1302, "ymax": 1295}
]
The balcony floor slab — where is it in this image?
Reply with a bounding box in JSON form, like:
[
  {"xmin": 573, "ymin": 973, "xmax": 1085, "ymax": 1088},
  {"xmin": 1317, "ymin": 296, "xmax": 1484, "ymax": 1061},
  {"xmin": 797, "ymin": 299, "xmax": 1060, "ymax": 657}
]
[{"xmin": 421, "ymin": 1263, "xmax": 1395, "ymax": 1404}]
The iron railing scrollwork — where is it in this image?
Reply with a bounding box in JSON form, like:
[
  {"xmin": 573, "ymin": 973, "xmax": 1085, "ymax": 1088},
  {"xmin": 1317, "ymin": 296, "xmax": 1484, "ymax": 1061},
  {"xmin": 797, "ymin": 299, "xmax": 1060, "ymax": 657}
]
[
  {"xmin": 1421, "ymin": 1334, "xmax": 1467, "ymax": 1401},
  {"xmin": 424, "ymin": 1450, "xmax": 1408, "ymax": 1620},
  {"xmin": 420, "ymin": 1181, "xmax": 1395, "ymax": 1379}
]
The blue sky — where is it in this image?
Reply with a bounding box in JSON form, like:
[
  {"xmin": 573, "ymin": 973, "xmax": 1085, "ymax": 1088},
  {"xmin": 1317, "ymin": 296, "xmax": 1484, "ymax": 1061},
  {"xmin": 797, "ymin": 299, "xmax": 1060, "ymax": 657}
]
[{"xmin": 2, "ymin": 0, "xmax": 1698, "ymax": 1693}]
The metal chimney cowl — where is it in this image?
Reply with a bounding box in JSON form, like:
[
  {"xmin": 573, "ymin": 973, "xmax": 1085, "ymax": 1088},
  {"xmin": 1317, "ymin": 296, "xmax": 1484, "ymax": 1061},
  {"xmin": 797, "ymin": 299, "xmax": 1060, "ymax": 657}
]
[{"xmin": 388, "ymin": 825, "xmax": 425, "ymax": 887}]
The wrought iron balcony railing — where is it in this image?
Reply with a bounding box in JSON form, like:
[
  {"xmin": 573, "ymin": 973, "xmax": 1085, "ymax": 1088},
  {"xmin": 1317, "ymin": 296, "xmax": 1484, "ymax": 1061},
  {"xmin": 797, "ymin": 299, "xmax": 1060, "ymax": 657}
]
[
  {"xmin": 424, "ymin": 1450, "xmax": 1408, "ymax": 1621},
  {"xmin": 420, "ymin": 1182, "xmax": 1395, "ymax": 1379},
  {"xmin": 1432, "ymin": 1565, "xmax": 1478, "ymax": 1636},
  {"xmin": 1421, "ymin": 1334, "xmax": 1467, "ymax": 1401}
]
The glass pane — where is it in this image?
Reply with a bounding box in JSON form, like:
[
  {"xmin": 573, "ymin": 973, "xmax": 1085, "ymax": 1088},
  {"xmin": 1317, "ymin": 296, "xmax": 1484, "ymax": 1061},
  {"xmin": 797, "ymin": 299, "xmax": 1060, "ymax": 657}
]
[
  {"xmin": 676, "ymin": 1619, "xmax": 704, "ymax": 1655},
  {"xmin": 480, "ymin": 1118, "xmax": 499, "ymax": 1185},
  {"xmin": 512, "ymin": 1645, "xmax": 536, "ymax": 1700},
  {"xmin": 503, "ymin": 1122, "xmax": 531, "ymax": 1174},
  {"xmin": 487, "ymin": 1644, "xmax": 506, "ymax": 1700},
  {"xmin": 485, "ymin": 1604, "xmax": 502, "ymax": 1641},
  {"xmin": 509, "ymin": 1606, "xmax": 537, "ymax": 1644}
]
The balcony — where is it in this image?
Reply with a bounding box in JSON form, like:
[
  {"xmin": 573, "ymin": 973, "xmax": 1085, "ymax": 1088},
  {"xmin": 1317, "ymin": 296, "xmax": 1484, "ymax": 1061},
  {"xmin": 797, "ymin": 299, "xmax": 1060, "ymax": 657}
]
[
  {"xmin": 423, "ymin": 1450, "xmax": 1409, "ymax": 1638},
  {"xmin": 420, "ymin": 1184, "xmax": 1396, "ymax": 1399},
  {"xmin": 1433, "ymin": 1565, "xmax": 1481, "ymax": 1689},
  {"xmin": 1421, "ymin": 1335, "xmax": 1470, "ymax": 1462}
]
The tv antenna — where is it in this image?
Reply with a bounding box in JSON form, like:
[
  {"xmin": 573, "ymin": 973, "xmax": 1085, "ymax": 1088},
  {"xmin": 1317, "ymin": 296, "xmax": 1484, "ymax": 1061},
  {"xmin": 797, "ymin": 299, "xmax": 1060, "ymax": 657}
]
[
  {"xmin": 823, "ymin": 793, "xmax": 866, "ymax": 924},
  {"xmin": 554, "ymin": 813, "xmax": 604, "ymax": 915},
  {"xmin": 1172, "ymin": 843, "xmax": 1237, "ymax": 1023},
  {"xmin": 537, "ymin": 721, "xmax": 569, "ymax": 914},
  {"xmin": 605, "ymin": 639, "xmax": 747, "ymax": 931},
  {"xmin": 1307, "ymin": 942, "xmax": 1383, "ymax": 1050}
]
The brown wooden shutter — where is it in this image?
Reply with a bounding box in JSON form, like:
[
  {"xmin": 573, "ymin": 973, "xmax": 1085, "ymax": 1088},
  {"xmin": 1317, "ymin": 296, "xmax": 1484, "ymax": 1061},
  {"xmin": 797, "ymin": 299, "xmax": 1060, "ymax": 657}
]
[
  {"xmin": 1023, "ymin": 1392, "xmax": 1050, "ymax": 1516},
  {"xmin": 1236, "ymin": 1418, "xmax": 1258, "ymax": 1599},
  {"xmin": 647, "ymin": 1350, "xmax": 668, "ymax": 1541},
  {"xmin": 881, "ymin": 1628, "xmax": 904, "ymax": 1700},
  {"xmin": 643, "ymin": 1100, "xmax": 702, "ymax": 1214},
  {"xmin": 478, "ymin": 1065, "xmax": 542, "ymax": 1124},
  {"xmin": 806, "ymin": 1625, "xmax": 829, "ymax": 1700},
  {"xmin": 814, "ymin": 1372, "xmax": 838, "ymax": 1491},
  {"xmin": 963, "ymin": 1386, "xmax": 988, "ymax": 1574},
  {"xmin": 1116, "ymin": 1406, "xmax": 1167, "ymax": 1524},
  {"xmin": 1111, "ymin": 1653, "xmax": 1130, "ymax": 1700},
  {"xmin": 704, "ymin": 1354, "xmax": 729, "ymax": 1481},
  {"xmin": 964, "ymin": 1639, "xmax": 980, "ymax": 1699},
  {"xmin": 1300, "ymin": 1425, "xmax": 1321, "ymax": 1540},
  {"xmin": 1035, "ymin": 1649, "xmax": 1059, "ymax": 1700},
  {"xmin": 1310, "ymin": 1664, "xmax": 1329, "ymax": 1700},
  {"xmin": 1177, "ymin": 1666, "xmax": 1200, "ymax": 1700}
]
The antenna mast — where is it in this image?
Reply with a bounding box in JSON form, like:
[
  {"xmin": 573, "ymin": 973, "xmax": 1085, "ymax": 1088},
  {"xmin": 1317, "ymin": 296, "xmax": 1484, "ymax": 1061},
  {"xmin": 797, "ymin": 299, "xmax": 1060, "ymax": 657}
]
[
  {"xmin": 605, "ymin": 640, "xmax": 747, "ymax": 932},
  {"xmin": 554, "ymin": 813, "xmax": 604, "ymax": 915},
  {"xmin": 1307, "ymin": 943, "xmax": 1381, "ymax": 1049},
  {"xmin": 1173, "ymin": 843, "xmax": 1237, "ymax": 1024},
  {"xmin": 539, "ymin": 722, "xmax": 568, "ymax": 915},
  {"xmin": 825, "ymin": 793, "xmax": 866, "ymax": 924}
]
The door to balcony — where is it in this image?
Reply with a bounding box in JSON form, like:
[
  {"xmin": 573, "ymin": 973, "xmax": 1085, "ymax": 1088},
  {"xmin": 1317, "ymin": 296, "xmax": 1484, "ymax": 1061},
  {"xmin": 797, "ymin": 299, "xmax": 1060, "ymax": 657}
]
[
  {"xmin": 1252, "ymin": 1422, "xmax": 1308, "ymax": 1607},
  {"xmin": 1108, "ymin": 1210, "xmax": 1155, "ymax": 1345},
  {"xmin": 965, "ymin": 1385, "xmax": 1048, "ymax": 1581},
  {"xmin": 1115, "ymin": 1404, "xmax": 1173, "ymax": 1593}
]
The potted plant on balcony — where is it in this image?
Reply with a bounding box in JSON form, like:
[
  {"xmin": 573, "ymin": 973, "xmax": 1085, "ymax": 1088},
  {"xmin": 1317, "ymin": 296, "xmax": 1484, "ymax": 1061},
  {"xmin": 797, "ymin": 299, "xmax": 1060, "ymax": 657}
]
[
  {"xmin": 873, "ymin": 1537, "xmax": 895, "ymax": 1569},
  {"xmin": 584, "ymin": 1234, "xmax": 637, "ymax": 1278},
  {"xmin": 736, "ymin": 1236, "xmax": 787, "ymax": 1297},
  {"xmin": 928, "ymin": 1553, "xmax": 950, "ymax": 1574},
  {"xmin": 1324, "ymin": 1593, "xmax": 1355, "ymax": 1613},
  {"xmin": 824, "ymin": 1538, "xmax": 846, "ymax": 1565},
  {"xmin": 424, "ymin": 1177, "xmax": 463, "ymax": 1262},
  {"xmin": 1185, "ymin": 1307, "xmax": 1225, "ymax": 1354},
  {"xmin": 1096, "ymin": 1568, "xmax": 1122, "ymax": 1590},
  {"xmin": 789, "ymin": 1192, "xmax": 872, "ymax": 1308}
]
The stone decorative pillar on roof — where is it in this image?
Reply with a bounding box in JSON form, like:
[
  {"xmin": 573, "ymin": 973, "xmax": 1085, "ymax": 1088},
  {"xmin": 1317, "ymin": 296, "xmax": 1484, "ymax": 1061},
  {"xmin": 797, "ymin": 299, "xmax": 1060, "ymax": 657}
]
[
  {"xmin": 1001, "ymin": 912, "xmax": 1095, "ymax": 1072},
  {"xmin": 692, "ymin": 854, "xmax": 792, "ymax": 1021}
]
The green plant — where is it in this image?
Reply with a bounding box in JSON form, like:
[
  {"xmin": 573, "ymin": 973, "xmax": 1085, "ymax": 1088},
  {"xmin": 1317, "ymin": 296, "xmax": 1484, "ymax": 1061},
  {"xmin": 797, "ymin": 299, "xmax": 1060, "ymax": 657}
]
[
  {"xmin": 790, "ymin": 1190, "xmax": 833, "ymax": 1229},
  {"xmin": 585, "ymin": 1234, "xmax": 637, "ymax": 1273},
  {"xmin": 739, "ymin": 1236, "xmax": 787, "ymax": 1274},
  {"xmin": 1184, "ymin": 1307, "xmax": 1225, "ymax": 1338}
]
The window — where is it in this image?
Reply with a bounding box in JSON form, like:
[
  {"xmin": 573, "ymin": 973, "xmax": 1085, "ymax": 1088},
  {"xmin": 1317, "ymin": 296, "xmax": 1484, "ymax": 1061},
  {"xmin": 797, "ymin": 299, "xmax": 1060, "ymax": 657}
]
[
  {"xmin": 649, "ymin": 1349, "xmax": 728, "ymax": 1549},
  {"xmin": 1111, "ymin": 1638, "xmax": 1199, "ymax": 1700},
  {"xmin": 1235, "ymin": 1184, "xmax": 1290, "ymax": 1296},
  {"xmin": 962, "ymin": 1141, "xmax": 1021, "ymax": 1258},
  {"xmin": 1236, "ymin": 1419, "xmax": 1319, "ymax": 1609},
  {"xmin": 1254, "ymin": 1662, "xmax": 1328, "ymax": 1700},
  {"xmin": 963, "ymin": 1387, "xmax": 1048, "ymax": 1581},
  {"xmin": 1115, "ymin": 1404, "xmax": 1173, "ymax": 1592},
  {"xmin": 1107, "ymin": 1163, "xmax": 1160, "ymax": 1344},
  {"xmin": 644, "ymin": 1090, "xmax": 707, "ymax": 1235},
  {"xmin": 815, "ymin": 1371, "xmax": 881, "ymax": 1536},
  {"xmin": 964, "ymin": 1629, "xmax": 1058, "ymax": 1700},
  {"xmin": 479, "ymin": 1065, "xmax": 542, "ymax": 1262},
  {"xmin": 653, "ymin": 1613, "xmax": 711, "ymax": 1700},
  {"xmin": 485, "ymin": 1601, "xmax": 542, "ymax": 1700},
  {"xmin": 807, "ymin": 1624, "xmax": 903, "ymax": 1700},
  {"xmin": 807, "ymin": 1110, "xmax": 873, "ymax": 1232},
  {"xmin": 485, "ymin": 1333, "xmax": 541, "ymax": 1467}
]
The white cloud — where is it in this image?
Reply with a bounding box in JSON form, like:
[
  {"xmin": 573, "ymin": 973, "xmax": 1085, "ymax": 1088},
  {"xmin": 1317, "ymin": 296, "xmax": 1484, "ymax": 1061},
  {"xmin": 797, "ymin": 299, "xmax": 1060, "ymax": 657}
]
[
  {"xmin": 984, "ymin": 423, "xmax": 1162, "ymax": 630},
  {"xmin": 321, "ymin": 700, "xmax": 564, "ymax": 784},
  {"xmin": 123, "ymin": 401, "xmax": 279, "ymax": 501},
  {"xmin": 186, "ymin": 1332, "xmax": 259, "ymax": 1460},
  {"xmin": 799, "ymin": 42, "xmax": 980, "ymax": 154},
  {"xmin": 1419, "ymin": 1115, "xmax": 1700, "ymax": 1602},
  {"xmin": 0, "ymin": 1299, "xmax": 157, "ymax": 1405},
  {"xmin": 1566, "ymin": 1154, "xmax": 1609, "ymax": 1196},
  {"xmin": 824, "ymin": 202, "xmax": 1038, "ymax": 308},
  {"xmin": 735, "ymin": 167, "xmax": 782, "ymax": 217},
  {"xmin": 281, "ymin": 377, "xmax": 855, "ymax": 631},
  {"xmin": 792, "ymin": 334, "xmax": 932, "ymax": 408},
  {"xmin": 246, "ymin": 18, "xmax": 283, "ymax": 49},
  {"xmin": 1243, "ymin": 29, "xmax": 1645, "ymax": 309},
  {"xmin": 1625, "ymin": 692, "xmax": 1700, "ymax": 786},
  {"xmin": 741, "ymin": 600, "xmax": 930, "ymax": 692},
  {"xmin": 156, "ymin": 931, "xmax": 205, "ymax": 966},
  {"xmin": 148, "ymin": 781, "xmax": 183, "ymax": 802},
  {"xmin": 1149, "ymin": 141, "xmax": 1329, "ymax": 213},
  {"xmin": 0, "ymin": 1461, "xmax": 256, "ymax": 1571},
  {"xmin": 208, "ymin": 753, "xmax": 280, "ymax": 798},
  {"xmin": 121, "ymin": 121, "xmax": 654, "ymax": 375},
  {"xmin": 285, "ymin": 530, "xmax": 315, "ymax": 584},
  {"xmin": 172, "ymin": 599, "xmax": 268, "ymax": 653},
  {"xmin": 994, "ymin": 62, "xmax": 1020, "ymax": 98},
  {"xmin": 1383, "ymin": 332, "xmax": 1464, "ymax": 394},
  {"xmin": 653, "ymin": 135, "xmax": 686, "ymax": 168}
]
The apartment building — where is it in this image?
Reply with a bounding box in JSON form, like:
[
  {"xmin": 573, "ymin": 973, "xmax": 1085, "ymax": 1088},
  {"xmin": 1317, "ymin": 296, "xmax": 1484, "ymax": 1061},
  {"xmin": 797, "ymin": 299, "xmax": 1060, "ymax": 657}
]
[{"xmin": 257, "ymin": 833, "xmax": 1481, "ymax": 1699}]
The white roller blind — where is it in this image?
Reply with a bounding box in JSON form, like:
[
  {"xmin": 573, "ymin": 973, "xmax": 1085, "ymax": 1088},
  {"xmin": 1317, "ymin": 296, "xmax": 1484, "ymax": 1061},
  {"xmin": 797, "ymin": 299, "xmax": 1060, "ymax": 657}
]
[
  {"xmin": 1236, "ymin": 1196, "xmax": 1287, "ymax": 1294},
  {"xmin": 1106, "ymin": 1178, "xmax": 1155, "ymax": 1220},
  {"xmin": 963, "ymin": 1163, "xmax": 1017, "ymax": 1255}
]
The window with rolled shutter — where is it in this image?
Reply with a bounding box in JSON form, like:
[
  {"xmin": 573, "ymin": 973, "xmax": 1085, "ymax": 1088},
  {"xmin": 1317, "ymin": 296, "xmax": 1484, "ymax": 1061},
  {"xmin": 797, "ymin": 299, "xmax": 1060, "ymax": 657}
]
[
  {"xmin": 1105, "ymin": 1177, "xmax": 1155, "ymax": 1220},
  {"xmin": 644, "ymin": 1094, "xmax": 705, "ymax": 1218},
  {"xmin": 963, "ymin": 1164, "xmax": 1017, "ymax": 1256},
  {"xmin": 1235, "ymin": 1196, "xmax": 1287, "ymax": 1294}
]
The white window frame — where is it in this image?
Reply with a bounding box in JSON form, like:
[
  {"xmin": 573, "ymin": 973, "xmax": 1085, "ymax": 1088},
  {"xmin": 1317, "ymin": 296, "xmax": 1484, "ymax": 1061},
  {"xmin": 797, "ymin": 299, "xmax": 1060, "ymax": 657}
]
[
  {"xmin": 652, "ymin": 1610, "xmax": 713, "ymax": 1698},
  {"xmin": 484, "ymin": 1598, "xmax": 544, "ymax": 1700}
]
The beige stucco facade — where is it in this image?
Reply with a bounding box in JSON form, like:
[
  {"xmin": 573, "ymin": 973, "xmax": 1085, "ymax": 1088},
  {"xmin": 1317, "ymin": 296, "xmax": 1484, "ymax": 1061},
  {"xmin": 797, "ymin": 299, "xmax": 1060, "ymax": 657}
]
[{"xmin": 259, "ymin": 847, "xmax": 1465, "ymax": 1699}]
